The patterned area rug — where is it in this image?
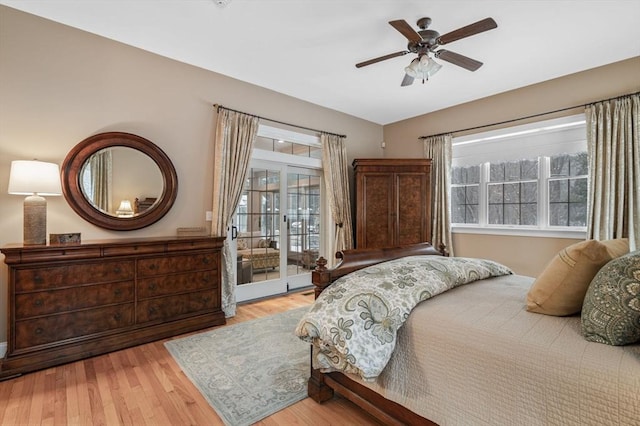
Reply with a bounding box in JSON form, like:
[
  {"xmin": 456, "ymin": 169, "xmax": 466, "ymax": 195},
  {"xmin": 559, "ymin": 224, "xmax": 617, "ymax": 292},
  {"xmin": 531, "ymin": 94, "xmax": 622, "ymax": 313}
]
[{"xmin": 164, "ymin": 307, "xmax": 310, "ymax": 426}]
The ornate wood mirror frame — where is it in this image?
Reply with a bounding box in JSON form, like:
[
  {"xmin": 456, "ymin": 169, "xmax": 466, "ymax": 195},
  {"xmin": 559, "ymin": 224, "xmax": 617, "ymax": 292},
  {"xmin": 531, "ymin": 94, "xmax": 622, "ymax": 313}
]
[{"xmin": 61, "ymin": 132, "xmax": 178, "ymax": 230}]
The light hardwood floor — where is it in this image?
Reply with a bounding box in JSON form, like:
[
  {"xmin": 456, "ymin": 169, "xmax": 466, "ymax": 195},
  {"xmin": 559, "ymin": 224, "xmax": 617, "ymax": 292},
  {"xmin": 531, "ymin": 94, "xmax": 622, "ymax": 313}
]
[{"xmin": 0, "ymin": 290, "xmax": 381, "ymax": 425}]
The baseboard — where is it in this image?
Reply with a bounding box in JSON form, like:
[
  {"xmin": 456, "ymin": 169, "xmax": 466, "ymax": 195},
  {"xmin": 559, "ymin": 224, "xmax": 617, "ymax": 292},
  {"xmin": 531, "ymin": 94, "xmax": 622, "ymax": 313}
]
[{"xmin": 0, "ymin": 342, "xmax": 6, "ymax": 358}]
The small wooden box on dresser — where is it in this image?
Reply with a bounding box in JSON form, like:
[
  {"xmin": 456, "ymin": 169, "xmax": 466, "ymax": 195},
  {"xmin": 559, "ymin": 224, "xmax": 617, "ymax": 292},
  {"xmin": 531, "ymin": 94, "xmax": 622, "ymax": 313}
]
[{"xmin": 0, "ymin": 236, "xmax": 226, "ymax": 379}]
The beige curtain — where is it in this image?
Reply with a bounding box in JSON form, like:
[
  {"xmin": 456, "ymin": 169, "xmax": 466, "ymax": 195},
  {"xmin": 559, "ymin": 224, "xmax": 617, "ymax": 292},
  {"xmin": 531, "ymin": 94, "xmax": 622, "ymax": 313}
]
[
  {"xmin": 211, "ymin": 108, "xmax": 259, "ymax": 317},
  {"xmin": 321, "ymin": 133, "xmax": 353, "ymax": 262},
  {"xmin": 586, "ymin": 94, "xmax": 639, "ymax": 251},
  {"xmin": 423, "ymin": 134, "xmax": 454, "ymax": 256},
  {"xmin": 89, "ymin": 150, "xmax": 112, "ymax": 213}
]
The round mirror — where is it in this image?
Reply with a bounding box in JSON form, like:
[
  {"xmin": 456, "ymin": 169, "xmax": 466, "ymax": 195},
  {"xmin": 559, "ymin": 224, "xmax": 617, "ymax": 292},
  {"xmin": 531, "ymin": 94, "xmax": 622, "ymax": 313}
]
[{"xmin": 61, "ymin": 132, "xmax": 178, "ymax": 230}]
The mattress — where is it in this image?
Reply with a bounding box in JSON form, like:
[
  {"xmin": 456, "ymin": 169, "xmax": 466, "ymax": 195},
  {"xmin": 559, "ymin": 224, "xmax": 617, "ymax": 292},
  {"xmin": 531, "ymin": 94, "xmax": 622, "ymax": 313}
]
[{"xmin": 346, "ymin": 274, "xmax": 640, "ymax": 426}]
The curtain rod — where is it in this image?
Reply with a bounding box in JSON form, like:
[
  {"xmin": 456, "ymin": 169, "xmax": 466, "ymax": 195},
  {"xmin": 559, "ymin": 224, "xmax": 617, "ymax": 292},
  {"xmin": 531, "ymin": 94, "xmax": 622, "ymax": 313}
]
[
  {"xmin": 419, "ymin": 91, "xmax": 640, "ymax": 140},
  {"xmin": 213, "ymin": 104, "xmax": 347, "ymax": 139}
]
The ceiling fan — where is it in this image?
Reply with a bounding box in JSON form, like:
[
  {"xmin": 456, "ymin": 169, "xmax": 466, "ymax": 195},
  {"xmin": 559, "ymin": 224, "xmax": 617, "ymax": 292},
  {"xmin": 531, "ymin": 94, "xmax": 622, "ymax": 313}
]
[{"xmin": 356, "ymin": 17, "xmax": 497, "ymax": 86}]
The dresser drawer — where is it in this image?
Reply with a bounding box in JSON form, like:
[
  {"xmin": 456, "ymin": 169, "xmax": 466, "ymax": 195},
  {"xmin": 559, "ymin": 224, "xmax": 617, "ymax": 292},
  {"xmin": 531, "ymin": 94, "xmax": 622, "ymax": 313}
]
[
  {"xmin": 137, "ymin": 289, "xmax": 217, "ymax": 323},
  {"xmin": 138, "ymin": 271, "xmax": 217, "ymax": 299},
  {"xmin": 137, "ymin": 253, "xmax": 217, "ymax": 277},
  {"xmin": 14, "ymin": 304, "xmax": 134, "ymax": 350},
  {"xmin": 14, "ymin": 260, "xmax": 135, "ymax": 292},
  {"xmin": 167, "ymin": 239, "xmax": 218, "ymax": 251},
  {"xmin": 15, "ymin": 281, "xmax": 134, "ymax": 319}
]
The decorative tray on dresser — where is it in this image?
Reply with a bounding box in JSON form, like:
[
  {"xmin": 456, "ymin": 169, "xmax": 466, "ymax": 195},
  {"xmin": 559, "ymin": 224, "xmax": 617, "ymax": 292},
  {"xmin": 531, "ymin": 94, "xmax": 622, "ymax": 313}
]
[{"xmin": 0, "ymin": 235, "xmax": 226, "ymax": 379}]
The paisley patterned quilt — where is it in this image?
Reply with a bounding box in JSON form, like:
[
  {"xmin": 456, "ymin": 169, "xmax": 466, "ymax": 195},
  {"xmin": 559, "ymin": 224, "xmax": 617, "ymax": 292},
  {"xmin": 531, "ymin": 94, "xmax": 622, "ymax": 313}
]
[{"xmin": 294, "ymin": 256, "xmax": 513, "ymax": 381}]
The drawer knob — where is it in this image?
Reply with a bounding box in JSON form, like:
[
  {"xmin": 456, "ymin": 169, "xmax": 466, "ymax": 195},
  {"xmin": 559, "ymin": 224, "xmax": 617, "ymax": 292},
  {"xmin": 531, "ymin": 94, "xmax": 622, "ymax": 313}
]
[
  {"xmin": 34, "ymin": 275, "xmax": 43, "ymax": 284},
  {"xmin": 202, "ymin": 257, "xmax": 211, "ymax": 265},
  {"xmin": 35, "ymin": 327, "xmax": 44, "ymax": 335},
  {"xmin": 34, "ymin": 299, "xmax": 44, "ymax": 307},
  {"xmin": 114, "ymin": 288, "xmax": 122, "ymax": 297},
  {"xmin": 149, "ymin": 283, "xmax": 157, "ymax": 291},
  {"xmin": 114, "ymin": 266, "xmax": 121, "ymax": 274},
  {"xmin": 149, "ymin": 264, "xmax": 157, "ymax": 270},
  {"xmin": 114, "ymin": 313, "xmax": 122, "ymax": 321}
]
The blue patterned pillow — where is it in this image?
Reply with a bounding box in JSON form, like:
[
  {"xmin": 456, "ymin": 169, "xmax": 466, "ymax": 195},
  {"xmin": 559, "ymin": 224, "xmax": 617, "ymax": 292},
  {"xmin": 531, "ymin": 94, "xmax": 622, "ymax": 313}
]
[{"xmin": 581, "ymin": 251, "xmax": 640, "ymax": 345}]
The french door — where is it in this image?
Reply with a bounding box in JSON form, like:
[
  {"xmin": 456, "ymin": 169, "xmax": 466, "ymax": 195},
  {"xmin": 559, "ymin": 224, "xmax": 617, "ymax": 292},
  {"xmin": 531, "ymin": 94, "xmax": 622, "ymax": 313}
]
[{"xmin": 234, "ymin": 160, "xmax": 322, "ymax": 302}]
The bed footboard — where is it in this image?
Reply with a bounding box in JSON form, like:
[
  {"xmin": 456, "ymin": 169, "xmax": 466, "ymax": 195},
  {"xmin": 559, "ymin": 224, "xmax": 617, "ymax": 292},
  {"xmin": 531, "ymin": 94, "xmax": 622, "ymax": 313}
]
[{"xmin": 308, "ymin": 242, "xmax": 445, "ymax": 425}]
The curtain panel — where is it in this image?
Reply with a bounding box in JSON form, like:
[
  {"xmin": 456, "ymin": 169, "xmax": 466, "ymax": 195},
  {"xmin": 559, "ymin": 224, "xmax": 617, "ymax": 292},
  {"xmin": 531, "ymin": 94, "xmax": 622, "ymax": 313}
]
[
  {"xmin": 423, "ymin": 134, "xmax": 454, "ymax": 256},
  {"xmin": 211, "ymin": 108, "xmax": 259, "ymax": 317},
  {"xmin": 90, "ymin": 149, "xmax": 112, "ymax": 213},
  {"xmin": 321, "ymin": 133, "xmax": 353, "ymax": 263},
  {"xmin": 586, "ymin": 93, "xmax": 639, "ymax": 251}
]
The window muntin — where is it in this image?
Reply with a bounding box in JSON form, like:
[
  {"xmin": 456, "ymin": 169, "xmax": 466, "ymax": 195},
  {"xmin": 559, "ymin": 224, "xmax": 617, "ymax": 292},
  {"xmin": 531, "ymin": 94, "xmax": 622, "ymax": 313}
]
[
  {"xmin": 548, "ymin": 152, "xmax": 588, "ymax": 227},
  {"xmin": 487, "ymin": 159, "xmax": 538, "ymax": 226},
  {"xmin": 451, "ymin": 165, "xmax": 479, "ymax": 224}
]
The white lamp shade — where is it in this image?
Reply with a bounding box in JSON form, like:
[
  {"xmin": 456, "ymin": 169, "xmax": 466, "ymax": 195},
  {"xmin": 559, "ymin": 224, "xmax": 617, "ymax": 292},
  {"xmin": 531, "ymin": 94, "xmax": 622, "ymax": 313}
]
[
  {"xmin": 8, "ymin": 160, "xmax": 62, "ymax": 196},
  {"xmin": 405, "ymin": 55, "xmax": 442, "ymax": 81},
  {"xmin": 404, "ymin": 58, "xmax": 420, "ymax": 78},
  {"xmin": 116, "ymin": 199, "xmax": 134, "ymax": 217}
]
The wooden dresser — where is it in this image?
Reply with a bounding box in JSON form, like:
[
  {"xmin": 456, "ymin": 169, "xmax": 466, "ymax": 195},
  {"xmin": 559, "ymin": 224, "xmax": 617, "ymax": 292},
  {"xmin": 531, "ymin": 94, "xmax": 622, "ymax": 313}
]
[
  {"xmin": 353, "ymin": 158, "xmax": 432, "ymax": 249},
  {"xmin": 0, "ymin": 236, "xmax": 226, "ymax": 379}
]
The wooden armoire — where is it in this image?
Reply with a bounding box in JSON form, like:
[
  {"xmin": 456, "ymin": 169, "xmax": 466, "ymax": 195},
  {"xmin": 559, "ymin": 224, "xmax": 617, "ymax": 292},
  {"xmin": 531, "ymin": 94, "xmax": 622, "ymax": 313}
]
[{"xmin": 353, "ymin": 158, "xmax": 432, "ymax": 249}]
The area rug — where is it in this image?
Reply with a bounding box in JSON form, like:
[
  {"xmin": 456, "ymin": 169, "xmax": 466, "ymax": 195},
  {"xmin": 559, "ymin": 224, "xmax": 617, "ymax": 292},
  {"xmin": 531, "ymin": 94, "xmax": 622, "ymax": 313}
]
[{"xmin": 164, "ymin": 307, "xmax": 311, "ymax": 426}]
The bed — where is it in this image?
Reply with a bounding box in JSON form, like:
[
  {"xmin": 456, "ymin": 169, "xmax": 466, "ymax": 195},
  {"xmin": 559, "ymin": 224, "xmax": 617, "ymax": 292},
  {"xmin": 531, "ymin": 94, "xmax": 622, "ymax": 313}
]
[{"xmin": 296, "ymin": 242, "xmax": 640, "ymax": 426}]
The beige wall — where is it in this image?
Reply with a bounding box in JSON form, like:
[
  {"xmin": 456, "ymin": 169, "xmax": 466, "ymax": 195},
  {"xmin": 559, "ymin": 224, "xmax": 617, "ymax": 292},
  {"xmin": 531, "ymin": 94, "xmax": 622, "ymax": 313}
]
[
  {"xmin": 0, "ymin": 6, "xmax": 383, "ymax": 341},
  {"xmin": 452, "ymin": 234, "xmax": 582, "ymax": 277},
  {"xmin": 384, "ymin": 56, "xmax": 640, "ymax": 276}
]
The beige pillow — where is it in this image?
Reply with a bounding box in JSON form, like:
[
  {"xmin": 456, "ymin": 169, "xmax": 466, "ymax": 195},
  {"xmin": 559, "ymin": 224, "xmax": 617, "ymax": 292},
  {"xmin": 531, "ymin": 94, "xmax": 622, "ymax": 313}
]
[{"xmin": 526, "ymin": 239, "xmax": 629, "ymax": 316}]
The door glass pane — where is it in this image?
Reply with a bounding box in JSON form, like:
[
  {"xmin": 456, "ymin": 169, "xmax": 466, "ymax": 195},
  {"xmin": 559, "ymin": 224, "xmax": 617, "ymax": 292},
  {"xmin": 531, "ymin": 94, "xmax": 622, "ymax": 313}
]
[
  {"xmin": 236, "ymin": 168, "xmax": 281, "ymax": 285},
  {"xmin": 287, "ymin": 172, "xmax": 321, "ymax": 275}
]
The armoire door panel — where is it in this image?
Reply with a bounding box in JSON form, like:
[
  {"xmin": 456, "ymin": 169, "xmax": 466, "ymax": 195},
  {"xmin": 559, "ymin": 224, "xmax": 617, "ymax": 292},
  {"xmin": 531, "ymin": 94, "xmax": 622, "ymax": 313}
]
[
  {"xmin": 397, "ymin": 173, "xmax": 428, "ymax": 245},
  {"xmin": 361, "ymin": 174, "xmax": 395, "ymax": 247}
]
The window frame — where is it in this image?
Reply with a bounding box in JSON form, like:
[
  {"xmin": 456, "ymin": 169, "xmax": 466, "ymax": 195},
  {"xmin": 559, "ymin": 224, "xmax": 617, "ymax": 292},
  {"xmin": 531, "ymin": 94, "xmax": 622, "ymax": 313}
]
[{"xmin": 451, "ymin": 115, "xmax": 588, "ymax": 239}]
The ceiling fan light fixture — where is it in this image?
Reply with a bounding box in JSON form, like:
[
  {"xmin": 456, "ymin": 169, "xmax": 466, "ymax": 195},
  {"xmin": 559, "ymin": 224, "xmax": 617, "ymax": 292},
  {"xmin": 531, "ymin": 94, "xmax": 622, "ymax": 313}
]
[
  {"xmin": 404, "ymin": 58, "xmax": 420, "ymax": 78},
  {"xmin": 422, "ymin": 55, "xmax": 443, "ymax": 76},
  {"xmin": 405, "ymin": 55, "xmax": 442, "ymax": 82}
]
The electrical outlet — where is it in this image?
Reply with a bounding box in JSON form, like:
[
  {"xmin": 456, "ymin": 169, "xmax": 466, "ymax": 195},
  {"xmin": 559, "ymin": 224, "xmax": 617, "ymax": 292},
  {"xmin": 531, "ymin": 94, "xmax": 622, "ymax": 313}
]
[{"xmin": 205, "ymin": 211, "xmax": 213, "ymax": 221}]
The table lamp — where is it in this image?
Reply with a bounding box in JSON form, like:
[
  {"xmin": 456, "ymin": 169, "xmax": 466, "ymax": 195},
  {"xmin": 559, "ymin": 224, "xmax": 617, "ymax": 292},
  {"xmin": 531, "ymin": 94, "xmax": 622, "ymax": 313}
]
[
  {"xmin": 116, "ymin": 199, "xmax": 134, "ymax": 217},
  {"xmin": 8, "ymin": 160, "xmax": 62, "ymax": 245}
]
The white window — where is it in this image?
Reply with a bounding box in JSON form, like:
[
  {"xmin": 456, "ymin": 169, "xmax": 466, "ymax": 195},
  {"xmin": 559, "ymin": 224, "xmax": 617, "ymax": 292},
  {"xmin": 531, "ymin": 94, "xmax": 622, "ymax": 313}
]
[{"xmin": 451, "ymin": 114, "xmax": 587, "ymax": 237}]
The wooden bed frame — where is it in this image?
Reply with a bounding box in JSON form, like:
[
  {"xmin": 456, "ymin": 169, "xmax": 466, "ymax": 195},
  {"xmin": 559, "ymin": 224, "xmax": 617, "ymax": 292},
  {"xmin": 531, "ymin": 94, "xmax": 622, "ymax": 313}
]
[{"xmin": 308, "ymin": 242, "xmax": 447, "ymax": 426}]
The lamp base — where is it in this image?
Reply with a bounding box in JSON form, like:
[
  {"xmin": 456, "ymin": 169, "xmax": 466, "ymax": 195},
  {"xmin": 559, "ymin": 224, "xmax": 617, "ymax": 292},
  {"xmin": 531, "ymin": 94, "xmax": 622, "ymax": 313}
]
[{"xmin": 24, "ymin": 194, "xmax": 47, "ymax": 245}]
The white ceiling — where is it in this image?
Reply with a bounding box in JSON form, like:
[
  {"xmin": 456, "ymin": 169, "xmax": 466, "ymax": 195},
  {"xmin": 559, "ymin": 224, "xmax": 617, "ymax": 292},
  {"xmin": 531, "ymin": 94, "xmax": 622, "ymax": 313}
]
[{"xmin": 2, "ymin": 0, "xmax": 639, "ymax": 125}]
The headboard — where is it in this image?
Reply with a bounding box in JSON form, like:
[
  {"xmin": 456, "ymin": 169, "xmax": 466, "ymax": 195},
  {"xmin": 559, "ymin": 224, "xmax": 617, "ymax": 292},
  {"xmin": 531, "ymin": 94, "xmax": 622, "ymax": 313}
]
[{"xmin": 310, "ymin": 242, "xmax": 447, "ymax": 298}]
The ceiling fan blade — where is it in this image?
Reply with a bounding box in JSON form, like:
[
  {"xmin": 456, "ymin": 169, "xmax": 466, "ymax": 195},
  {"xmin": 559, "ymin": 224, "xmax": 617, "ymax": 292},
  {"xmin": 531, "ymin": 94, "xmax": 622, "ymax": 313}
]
[
  {"xmin": 356, "ymin": 51, "xmax": 409, "ymax": 68},
  {"xmin": 389, "ymin": 20, "xmax": 422, "ymax": 43},
  {"xmin": 437, "ymin": 17, "xmax": 497, "ymax": 45},
  {"xmin": 401, "ymin": 74, "xmax": 414, "ymax": 87},
  {"xmin": 437, "ymin": 50, "xmax": 483, "ymax": 71}
]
